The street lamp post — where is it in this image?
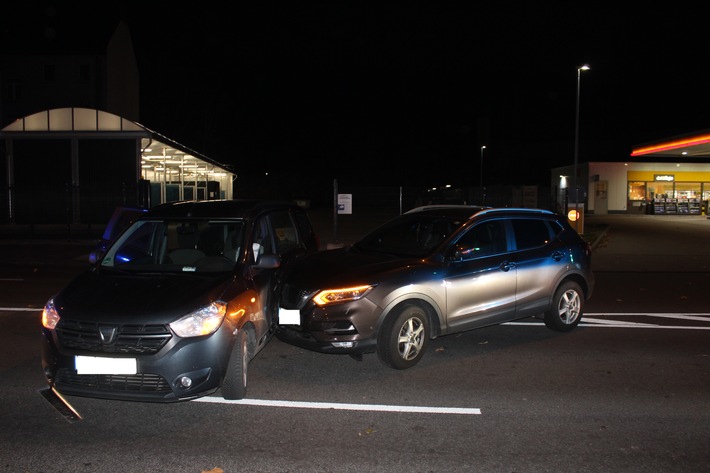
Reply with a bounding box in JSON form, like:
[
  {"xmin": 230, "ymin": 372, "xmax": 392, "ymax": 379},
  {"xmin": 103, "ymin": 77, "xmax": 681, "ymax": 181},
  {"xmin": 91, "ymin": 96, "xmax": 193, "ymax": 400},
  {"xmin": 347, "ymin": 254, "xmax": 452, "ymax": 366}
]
[
  {"xmin": 480, "ymin": 145, "xmax": 486, "ymax": 205},
  {"xmin": 573, "ymin": 64, "xmax": 590, "ymax": 231}
]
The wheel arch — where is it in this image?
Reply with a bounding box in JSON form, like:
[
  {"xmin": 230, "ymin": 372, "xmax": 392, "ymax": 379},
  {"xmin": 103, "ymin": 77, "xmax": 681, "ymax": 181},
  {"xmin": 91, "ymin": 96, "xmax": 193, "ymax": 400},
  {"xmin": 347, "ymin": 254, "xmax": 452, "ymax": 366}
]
[
  {"xmin": 236, "ymin": 321, "xmax": 257, "ymax": 360},
  {"xmin": 378, "ymin": 296, "xmax": 442, "ymax": 339},
  {"xmin": 558, "ymin": 273, "xmax": 590, "ymax": 300}
]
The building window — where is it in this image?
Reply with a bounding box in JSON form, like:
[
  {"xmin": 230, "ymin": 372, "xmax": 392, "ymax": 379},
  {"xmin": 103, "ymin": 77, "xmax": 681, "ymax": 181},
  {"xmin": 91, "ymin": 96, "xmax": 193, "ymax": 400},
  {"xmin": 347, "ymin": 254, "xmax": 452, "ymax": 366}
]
[
  {"xmin": 647, "ymin": 182, "xmax": 673, "ymax": 201},
  {"xmin": 702, "ymin": 184, "xmax": 710, "ymax": 203},
  {"xmin": 674, "ymin": 182, "xmax": 700, "ymax": 199},
  {"xmin": 628, "ymin": 181, "xmax": 646, "ymax": 201}
]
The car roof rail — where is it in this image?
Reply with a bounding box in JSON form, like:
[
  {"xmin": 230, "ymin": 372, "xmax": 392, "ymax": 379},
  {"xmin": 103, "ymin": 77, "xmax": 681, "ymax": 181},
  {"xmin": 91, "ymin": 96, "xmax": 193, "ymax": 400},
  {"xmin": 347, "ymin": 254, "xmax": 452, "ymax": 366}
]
[
  {"xmin": 473, "ymin": 207, "xmax": 555, "ymax": 217},
  {"xmin": 405, "ymin": 204, "xmax": 489, "ymax": 214}
]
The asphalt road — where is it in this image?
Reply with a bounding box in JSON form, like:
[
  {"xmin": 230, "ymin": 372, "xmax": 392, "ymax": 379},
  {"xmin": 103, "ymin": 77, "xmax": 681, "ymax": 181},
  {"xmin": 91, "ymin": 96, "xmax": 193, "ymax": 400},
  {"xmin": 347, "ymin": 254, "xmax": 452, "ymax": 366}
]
[{"xmin": 0, "ymin": 213, "xmax": 709, "ymax": 473}]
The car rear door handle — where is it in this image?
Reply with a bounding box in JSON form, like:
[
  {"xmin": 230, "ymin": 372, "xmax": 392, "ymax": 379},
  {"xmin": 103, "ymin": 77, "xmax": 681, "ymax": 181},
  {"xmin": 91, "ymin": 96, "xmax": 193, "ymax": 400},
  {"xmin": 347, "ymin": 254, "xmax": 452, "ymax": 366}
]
[
  {"xmin": 551, "ymin": 250, "xmax": 565, "ymax": 261},
  {"xmin": 499, "ymin": 261, "xmax": 515, "ymax": 272}
]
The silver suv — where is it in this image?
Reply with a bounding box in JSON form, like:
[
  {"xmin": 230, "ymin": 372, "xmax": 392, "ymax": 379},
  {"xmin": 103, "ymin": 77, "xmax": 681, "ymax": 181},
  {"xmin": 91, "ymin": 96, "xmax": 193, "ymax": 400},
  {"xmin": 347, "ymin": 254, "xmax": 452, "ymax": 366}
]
[{"xmin": 277, "ymin": 205, "xmax": 594, "ymax": 369}]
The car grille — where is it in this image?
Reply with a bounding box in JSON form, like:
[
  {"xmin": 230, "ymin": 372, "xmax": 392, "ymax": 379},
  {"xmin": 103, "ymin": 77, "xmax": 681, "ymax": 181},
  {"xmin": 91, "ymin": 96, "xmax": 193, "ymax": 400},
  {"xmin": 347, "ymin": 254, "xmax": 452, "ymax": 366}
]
[
  {"xmin": 280, "ymin": 283, "xmax": 312, "ymax": 309},
  {"xmin": 56, "ymin": 369, "xmax": 171, "ymax": 393},
  {"xmin": 57, "ymin": 320, "xmax": 172, "ymax": 354}
]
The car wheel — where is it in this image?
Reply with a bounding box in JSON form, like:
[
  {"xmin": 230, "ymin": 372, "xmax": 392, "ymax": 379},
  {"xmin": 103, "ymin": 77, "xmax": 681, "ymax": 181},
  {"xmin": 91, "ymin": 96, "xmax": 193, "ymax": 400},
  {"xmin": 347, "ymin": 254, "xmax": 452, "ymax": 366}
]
[
  {"xmin": 544, "ymin": 281, "xmax": 583, "ymax": 332},
  {"xmin": 377, "ymin": 303, "xmax": 429, "ymax": 370},
  {"xmin": 222, "ymin": 329, "xmax": 249, "ymax": 400}
]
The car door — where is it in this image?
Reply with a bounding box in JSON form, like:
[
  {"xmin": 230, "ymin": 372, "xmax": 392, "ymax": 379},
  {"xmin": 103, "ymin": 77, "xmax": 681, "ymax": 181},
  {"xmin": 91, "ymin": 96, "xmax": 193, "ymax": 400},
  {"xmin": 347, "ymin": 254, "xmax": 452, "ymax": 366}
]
[
  {"xmin": 250, "ymin": 210, "xmax": 311, "ymax": 327},
  {"xmin": 443, "ymin": 219, "xmax": 518, "ymax": 332},
  {"xmin": 508, "ymin": 218, "xmax": 569, "ymax": 317}
]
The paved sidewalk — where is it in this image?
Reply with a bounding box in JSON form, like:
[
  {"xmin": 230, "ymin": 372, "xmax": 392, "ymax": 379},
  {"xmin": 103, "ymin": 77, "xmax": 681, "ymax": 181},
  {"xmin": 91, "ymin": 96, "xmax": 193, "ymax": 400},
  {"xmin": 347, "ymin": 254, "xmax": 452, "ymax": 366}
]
[{"xmin": 586, "ymin": 214, "xmax": 710, "ymax": 272}]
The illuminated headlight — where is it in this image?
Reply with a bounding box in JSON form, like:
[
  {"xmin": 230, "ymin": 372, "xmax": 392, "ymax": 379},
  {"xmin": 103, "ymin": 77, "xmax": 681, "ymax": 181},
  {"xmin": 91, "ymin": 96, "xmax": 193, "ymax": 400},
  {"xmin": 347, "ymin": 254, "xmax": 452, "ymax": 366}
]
[
  {"xmin": 170, "ymin": 301, "xmax": 227, "ymax": 337},
  {"xmin": 313, "ymin": 285, "xmax": 373, "ymax": 306},
  {"xmin": 42, "ymin": 297, "xmax": 60, "ymax": 330}
]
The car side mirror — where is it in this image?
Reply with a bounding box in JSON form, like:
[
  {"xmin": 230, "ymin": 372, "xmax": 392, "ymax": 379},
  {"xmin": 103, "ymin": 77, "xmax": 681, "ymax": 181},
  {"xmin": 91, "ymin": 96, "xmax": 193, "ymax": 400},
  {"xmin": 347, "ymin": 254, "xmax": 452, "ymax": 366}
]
[
  {"xmin": 446, "ymin": 251, "xmax": 462, "ymax": 263},
  {"xmin": 253, "ymin": 253, "xmax": 280, "ymax": 269},
  {"xmin": 89, "ymin": 250, "xmax": 104, "ymax": 264}
]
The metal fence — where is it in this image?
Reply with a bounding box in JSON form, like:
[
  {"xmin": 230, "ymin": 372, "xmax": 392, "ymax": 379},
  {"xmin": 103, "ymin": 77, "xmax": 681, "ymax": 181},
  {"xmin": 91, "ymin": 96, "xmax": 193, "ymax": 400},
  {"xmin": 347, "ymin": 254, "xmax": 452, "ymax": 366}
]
[{"xmin": 0, "ymin": 180, "xmax": 561, "ymax": 239}]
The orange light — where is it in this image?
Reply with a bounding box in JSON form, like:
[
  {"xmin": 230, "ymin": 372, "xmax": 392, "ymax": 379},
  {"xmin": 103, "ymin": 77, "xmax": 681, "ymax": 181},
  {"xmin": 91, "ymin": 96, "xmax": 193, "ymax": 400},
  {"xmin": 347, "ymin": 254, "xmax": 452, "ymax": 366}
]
[
  {"xmin": 630, "ymin": 134, "xmax": 710, "ymax": 156},
  {"xmin": 313, "ymin": 285, "xmax": 372, "ymax": 306},
  {"xmin": 229, "ymin": 308, "xmax": 246, "ymax": 318},
  {"xmin": 567, "ymin": 210, "xmax": 579, "ymax": 222}
]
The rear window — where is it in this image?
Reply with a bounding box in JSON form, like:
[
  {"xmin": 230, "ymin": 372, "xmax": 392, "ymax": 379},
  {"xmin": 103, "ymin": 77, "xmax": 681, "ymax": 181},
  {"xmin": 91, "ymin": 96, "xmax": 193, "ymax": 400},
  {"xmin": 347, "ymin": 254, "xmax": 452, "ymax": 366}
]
[{"xmin": 511, "ymin": 218, "xmax": 553, "ymax": 250}]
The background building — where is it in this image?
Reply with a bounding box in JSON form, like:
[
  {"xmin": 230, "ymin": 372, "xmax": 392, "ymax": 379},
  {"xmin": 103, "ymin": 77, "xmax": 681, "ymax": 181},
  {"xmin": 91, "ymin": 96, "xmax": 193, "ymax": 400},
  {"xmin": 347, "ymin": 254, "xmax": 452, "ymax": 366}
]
[
  {"xmin": 0, "ymin": 18, "xmax": 233, "ymax": 226},
  {"xmin": 552, "ymin": 131, "xmax": 710, "ymax": 216}
]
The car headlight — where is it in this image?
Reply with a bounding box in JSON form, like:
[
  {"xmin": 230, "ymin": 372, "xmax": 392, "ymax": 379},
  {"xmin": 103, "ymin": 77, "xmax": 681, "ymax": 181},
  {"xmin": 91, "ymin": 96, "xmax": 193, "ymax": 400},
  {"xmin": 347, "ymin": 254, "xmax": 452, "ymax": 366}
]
[
  {"xmin": 41, "ymin": 297, "xmax": 60, "ymax": 330},
  {"xmin": 170, "ymin": 301, "xmax": 227, "ymax": 337},
  {"xmin": 313, "ymin": 285, "xmax": 373, "ymax": 306}
]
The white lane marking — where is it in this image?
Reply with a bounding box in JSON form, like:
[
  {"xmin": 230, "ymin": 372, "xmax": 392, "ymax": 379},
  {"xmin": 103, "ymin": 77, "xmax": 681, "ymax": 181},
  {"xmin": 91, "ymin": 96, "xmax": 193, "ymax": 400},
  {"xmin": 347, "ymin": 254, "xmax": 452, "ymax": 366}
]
[
  {"xmin": 586, "ymin": 312, "xmax": 710, "ymax": 321},
  {"xmin": 503, "ymin": 312, "xmax": 710, "ymax": 329},
  {"xmin": 194, "ymin": 397, "xmax": 481, "ymax": 414},
  {"xmin": 580, "ymin": 318, "xmax": 658, "ymax": 327},
  {"xmin": 505, "ymin": 319, "xmax": 710, "ymax": 330},
  {"xmin": 581, "ymin": 322, "xmax": 710, "ymax": 329},
  {"xmin": 0, "ymin": 307, "xmax": 42, "ymax": 311}
]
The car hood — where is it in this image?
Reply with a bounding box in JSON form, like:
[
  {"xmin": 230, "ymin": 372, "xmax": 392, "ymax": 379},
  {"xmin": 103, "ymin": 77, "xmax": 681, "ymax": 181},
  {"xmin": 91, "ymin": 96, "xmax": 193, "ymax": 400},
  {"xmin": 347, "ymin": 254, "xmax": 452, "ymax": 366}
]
[
  {"xmin": 282, "ymin": 246, "xmax": 424, "ymax": 289},
  {"xmin": 54, "ymin": 269, "xmax": 232, "ymax": 324}
]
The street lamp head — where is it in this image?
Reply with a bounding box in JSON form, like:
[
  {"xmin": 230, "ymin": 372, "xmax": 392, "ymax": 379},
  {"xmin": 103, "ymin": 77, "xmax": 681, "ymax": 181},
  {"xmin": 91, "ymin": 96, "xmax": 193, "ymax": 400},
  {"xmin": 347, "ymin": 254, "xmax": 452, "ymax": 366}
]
[
  {"xmin": 578, "ymin": 64, "xmax": 590, "ymax": 72},
  {"xmin": 481, "ymin": 145, "xmax": 486, "ymax": 150}
]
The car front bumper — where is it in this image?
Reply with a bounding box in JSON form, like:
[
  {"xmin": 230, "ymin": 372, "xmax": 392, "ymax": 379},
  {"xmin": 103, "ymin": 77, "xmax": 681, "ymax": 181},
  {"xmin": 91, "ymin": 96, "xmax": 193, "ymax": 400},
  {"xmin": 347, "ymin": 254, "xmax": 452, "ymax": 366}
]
[{"xmin": 41, "ymin": 324, "xmax": 236, "ymax": 402}]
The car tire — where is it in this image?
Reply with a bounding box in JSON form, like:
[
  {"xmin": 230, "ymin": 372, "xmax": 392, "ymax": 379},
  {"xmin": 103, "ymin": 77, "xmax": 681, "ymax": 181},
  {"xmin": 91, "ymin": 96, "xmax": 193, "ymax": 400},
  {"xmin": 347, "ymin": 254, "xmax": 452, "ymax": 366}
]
[
  {"xmin": 222, "ymin": 329, "xmax": 250, "ymax": 400},
  {"xmin": 544, "ymin": 281, "xmax": 583, "ymax": 332},
  {"xmin": 377, "ymin": 303, "xmax": 429, "ymax": 370}
]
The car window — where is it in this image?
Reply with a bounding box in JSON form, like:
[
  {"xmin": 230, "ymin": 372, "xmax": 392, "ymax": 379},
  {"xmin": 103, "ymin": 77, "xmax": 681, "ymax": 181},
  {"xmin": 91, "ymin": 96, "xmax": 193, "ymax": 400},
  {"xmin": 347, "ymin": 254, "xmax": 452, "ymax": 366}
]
[
  {"xmin": 293, "ymin": 210, "xmax": 317, "ymax": 249},
  {"xmin": 452, "ymin": 220, "xmax": 507, "ymax": 259},
  {"xmin": 251, "ymin": 216, "xmax": 274, "ymax": 262},
  {"xmin": 549, "ymin": 220, "xmax": 564, "ymax": 238},
  {"xmin": 357, "ymin": 215, "xmax": 458, "ymax": 257},
  {"xmin": 102, "ymin": 207, "xmax": 146, "ymax": 242},
  {"xmin": 196, "ymin": 221, "xmax": 243, "ymax": 261},
  {"xmin": 269, "ymin": 210, "xmax": 299, "ymax": 253},
  {"xmin": 511, "ymin": 218, "xmax": 552, "ymax": 250},
  {"xmin": 107, "ymin": 220, "xmax": 166, "ymax": 267},
  {"xmin": 103, "ymin": 219, "xmax": 244, "ymax": 272}
]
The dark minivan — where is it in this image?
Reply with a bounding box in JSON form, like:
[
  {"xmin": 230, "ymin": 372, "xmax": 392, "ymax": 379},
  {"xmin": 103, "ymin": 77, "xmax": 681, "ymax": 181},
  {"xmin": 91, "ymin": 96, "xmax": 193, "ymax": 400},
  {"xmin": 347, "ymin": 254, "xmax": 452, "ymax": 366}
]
[{"xmin": 41, "ymin": 199, "xmax": 319, "ymax": 402}]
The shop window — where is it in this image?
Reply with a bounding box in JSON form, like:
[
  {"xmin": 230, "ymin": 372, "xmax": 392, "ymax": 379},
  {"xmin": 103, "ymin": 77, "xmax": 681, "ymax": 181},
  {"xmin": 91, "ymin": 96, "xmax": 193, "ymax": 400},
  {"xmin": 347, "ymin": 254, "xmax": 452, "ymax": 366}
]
[
  {"xmin": 702, "ymin": 185, "xmax": 710, "ymax": 202},
  {"xmin": 674, "ymin": 182, "xmax": 700, "ymax": 199},
  {"xmin": 648, "ymin": 183, "xmax": 673, "ymax": 201},
  {"xmin": 628, "ymin": 181, "xmax": 646, "ymax": 201}
]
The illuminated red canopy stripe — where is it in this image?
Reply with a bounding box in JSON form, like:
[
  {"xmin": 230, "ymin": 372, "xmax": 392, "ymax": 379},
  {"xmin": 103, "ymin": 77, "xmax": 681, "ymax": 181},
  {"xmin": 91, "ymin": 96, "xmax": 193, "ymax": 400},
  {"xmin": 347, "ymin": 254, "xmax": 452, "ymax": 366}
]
[{"xmin": 630, "ymin": 134, "xmax": 710, "ymax": 156}]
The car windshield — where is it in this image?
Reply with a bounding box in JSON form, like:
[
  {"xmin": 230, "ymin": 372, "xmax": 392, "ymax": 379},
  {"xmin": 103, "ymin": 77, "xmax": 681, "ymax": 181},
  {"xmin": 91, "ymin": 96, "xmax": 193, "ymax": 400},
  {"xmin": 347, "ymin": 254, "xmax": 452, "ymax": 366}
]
[
  {"xmin": 99, "ymin": 219, "xmax": 245, "ymax": 273},
  {"xmin": 355, "ymin": 214, "xmax": 461, "ymax": 257}
]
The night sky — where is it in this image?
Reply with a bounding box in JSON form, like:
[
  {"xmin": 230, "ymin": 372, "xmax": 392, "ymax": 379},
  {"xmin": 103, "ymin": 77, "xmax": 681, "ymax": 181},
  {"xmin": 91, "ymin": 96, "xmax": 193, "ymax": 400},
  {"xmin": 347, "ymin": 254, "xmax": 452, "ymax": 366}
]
[{"xmin": 5, "ymin": 2, "xmax": 710, "ymax": 188}]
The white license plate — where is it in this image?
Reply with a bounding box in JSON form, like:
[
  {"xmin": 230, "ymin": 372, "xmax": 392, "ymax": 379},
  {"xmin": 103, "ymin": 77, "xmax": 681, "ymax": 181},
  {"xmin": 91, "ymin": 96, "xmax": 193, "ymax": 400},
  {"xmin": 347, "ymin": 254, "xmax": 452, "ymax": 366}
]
[
  {"xmin": 278, "ymin": 308, "xmax": 301, "ymax": 325},
  {"xmin": 75, "ymin": 356, "xmax": 137, "ymax": 375}
]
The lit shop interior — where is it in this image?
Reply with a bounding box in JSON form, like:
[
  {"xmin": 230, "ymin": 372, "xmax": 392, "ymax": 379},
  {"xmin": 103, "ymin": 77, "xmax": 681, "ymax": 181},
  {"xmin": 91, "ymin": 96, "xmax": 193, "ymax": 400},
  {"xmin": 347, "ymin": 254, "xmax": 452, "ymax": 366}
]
[{"xmin": 553, "ymin": 131, "xmax": 710, "ymax": 215}]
